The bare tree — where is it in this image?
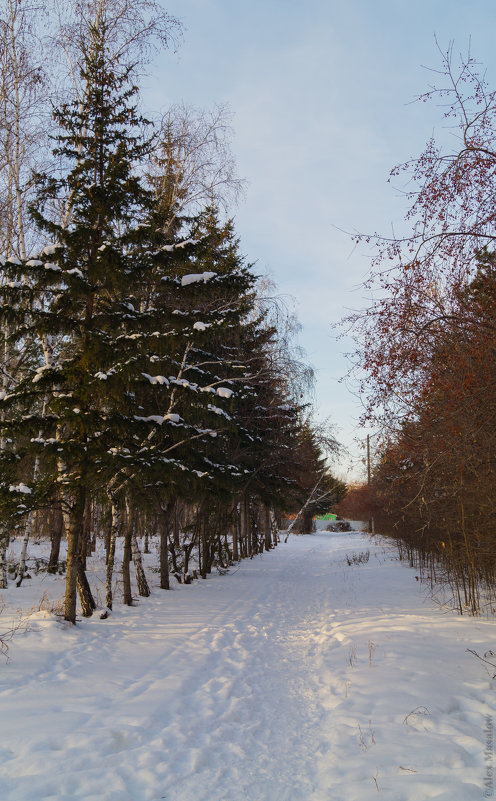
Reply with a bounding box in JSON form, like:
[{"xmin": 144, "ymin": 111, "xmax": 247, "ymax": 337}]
[
  {"xmin": 255, "ymin": 278, "xmax": 316, "ymax": 405},
  {"xmin": 147, "ymin": 103, "xmax": 245, "ymax": 236},
  {"xmin": 53, "ymin": 0, "xmax": 181, "ymax": 92},
  {"xmin": 0, "ymin": 0, "xmax": 50, "ymax": 259}
]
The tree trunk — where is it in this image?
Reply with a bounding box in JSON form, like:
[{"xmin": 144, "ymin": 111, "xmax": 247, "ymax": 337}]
[
  {"xmin": 79, "ymin": 497, "xmax": 92, "ymax": 569},
  {"xmin": 168, "ymin": 529, "xmax": 179, "ymax": 575},
  {"xmin": 15, "ymin": 514, "xmax": 33, "ymax": 587},
  {"xmin": 48, "ymin": 506, "xmax": 64, "ymax": 574},
  {"xmin": 173, "ymin": 500, "xmax": 180, "ymax": 548},
  {"xmin": 158, "ymin": 497, "xmax": 177, "ymax": 589},
  {"xmin": 15, "ymin": 450, "xmax": 42, "ymax": 586},
  {"xmin": 231, "ymin": 518, "xmax": 239, "ymax": 562},
  {"xmin": 0, "ymin": 527, "xmax": 8, "ymax": 589},
  {"xmin": 63, "ymin": 485, "xmax": 86, "ymax": 624},
  {"xmin": 244, "ymin": 496, "xmax": 253, "ymax": 557},
  {"xmin": 239, "ymin": 497, "xmax": 247, "ymax": 559},
  {"xmin": 263, "ymin": 505, "xmax": 272, "ymax": 551},
  {"xmin": 183, "ymin": 536, "xmax": 196, "ymax": 582},
  {"xmin": 122, "ymin": 513, "xmax": 133, "ymax": 606},
  {"xmin": 76, "ymin": 562, "xmax": 95, "ymax": 617},
  {"xmin": 104, "ymin": 510, "xmax": 112, "ymax": 565},
  {"xmin": 270, "ymin": 508, "xmax": 279, "ymax": 547},
  {"xmin": 159, "ymin": 513, "xmax": 170, "ymax": 590},
  {"xmin": 199, "ymin": 515, "xmax": 208, "ymax": 579},
  {"xmin": 131, "ymin": 531, "xmax": 150, "ymax": 597},
  {"xmin": 301, "ymin": 509, "xmax": 314, "ymax": 534},
  {"xmin": 82, "ymin": 497, "xmax": 93, "ymax": 559},
  {"xmin": 105, "ymin": 495, "xmax": 119, "ymax": 610}
]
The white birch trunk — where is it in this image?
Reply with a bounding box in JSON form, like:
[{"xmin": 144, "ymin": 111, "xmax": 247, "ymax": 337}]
[
  {"xmin": 283, "ymin": 473, "xmax": 340, "ymax": 543},
  {"xmin": 15, "ymin": 450, "xmax": 41, "ymax": 586},
  {"xmin": 104, "ymin": 495, "xmax": 119, "ymax": 612},
  {"xmin": 284, "ymin": 474, "xmax": 326, "ymax": 543},
  {"xmin": 8, "ymin": 0, "xmax": 26, "ymax": 260},
  {"xmin": 14, "ymin": 511, "xmax": 34, "ymax": 587},
  {"xmin": 0, "ymin": 528, "xmax": 8, "ymax": 589},
  {"xmin": 131, "ymin": 531, "xmax": 150, "ymax": 597},
  {"xmin": 270, "ymin": 508, "xmax": 279, "ymax": 547}
]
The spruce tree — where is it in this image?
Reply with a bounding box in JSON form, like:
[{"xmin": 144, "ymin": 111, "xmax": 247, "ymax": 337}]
[{"xmin": 0, "ymin": 12, "xmax": 160, "ymax": 620}]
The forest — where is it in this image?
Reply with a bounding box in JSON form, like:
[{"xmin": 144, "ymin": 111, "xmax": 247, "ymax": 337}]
[
  {"xmin": 0, "ymin": 0, "xmax": 344, "ymax": 623},
  {"xmin": 344, "ymin": 43, "xmax": 496, "ymax": 615}
]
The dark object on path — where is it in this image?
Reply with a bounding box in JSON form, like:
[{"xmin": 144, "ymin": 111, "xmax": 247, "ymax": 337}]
[{"xmin": 326, "ymin": 520, "xmax": 352, "ymax": 532}]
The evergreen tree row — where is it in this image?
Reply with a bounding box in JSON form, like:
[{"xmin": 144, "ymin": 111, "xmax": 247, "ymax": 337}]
[{"xmin": 0, "ymin": 6, "xmax": 343, "ymax": 621}]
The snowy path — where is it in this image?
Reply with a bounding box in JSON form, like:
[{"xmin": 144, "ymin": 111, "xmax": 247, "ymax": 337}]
[{"xmin": 0, "ymin": 532, "xmax": 495, "ymax": 801}]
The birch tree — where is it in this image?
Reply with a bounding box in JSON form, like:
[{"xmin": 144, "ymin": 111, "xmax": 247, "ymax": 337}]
[
  {"xmin": 0, "ymin": 0, "xmax": 49, "ymax": 259},
  {"xmin": 147, "ymin": 104, "xmax": 245, "ymax": 237}
]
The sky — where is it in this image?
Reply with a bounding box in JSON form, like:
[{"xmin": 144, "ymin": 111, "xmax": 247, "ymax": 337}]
[{"xmin": 142, "ymin": 0, "xmax": 496, "ymax": 481}]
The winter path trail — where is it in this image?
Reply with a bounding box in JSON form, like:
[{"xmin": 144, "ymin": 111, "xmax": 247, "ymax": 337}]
[{"xmin": 0, "ymin": 532, "xmax": 495, "ymax": 801}]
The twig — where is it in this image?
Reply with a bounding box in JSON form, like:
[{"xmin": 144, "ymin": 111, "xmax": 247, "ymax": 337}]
[{"xmin": 466, "ymin": 648, "xmax": 496, "ymax": 678}]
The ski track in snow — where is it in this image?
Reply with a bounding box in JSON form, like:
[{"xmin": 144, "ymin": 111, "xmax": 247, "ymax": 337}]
[{"xmin": 0, "ymin": 532, "xmax": 495, "ymax": 801}]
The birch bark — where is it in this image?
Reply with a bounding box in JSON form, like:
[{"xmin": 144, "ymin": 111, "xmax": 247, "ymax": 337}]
[
  {"xmin": 159, "ymin": 513, "xmax": 169, "ymax": 590},
  {"xmin": 0, "ymin": 527, "xmax": 8, "ymax": 589},
  {"xmin": 122, "ymin": 514, "xmax": 132, "ymax": 606},
  {"xmin": 131, "ymin": 530, "xmax": 150, "ymax": 597},
  {"xmin": 104, "ymin": 494, "xmax": 119, "ymax": 611}
]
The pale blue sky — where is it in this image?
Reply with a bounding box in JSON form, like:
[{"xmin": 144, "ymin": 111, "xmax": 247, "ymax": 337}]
[{"xmin": 143, "ymin": 1, "xmax": 496, "ymax": 480}]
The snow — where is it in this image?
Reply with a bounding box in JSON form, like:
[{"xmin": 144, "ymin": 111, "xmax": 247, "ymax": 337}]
[
  {"xmin": 0, "ymin": 531, "xmax": 494, "ymax": 801},
  {"xmin": 142, "ymin": 373, "xmax": 169, "ymax": 386},
  {"xmin": 193, "ymin": 321, "xmax": 209, "ymax": 331},
  {"xmin": 216, "ymin": 387, "xmax": 233, "ymax": 399},
  {"xmin": 32, "ymin": 364, "xmax": 53, "ymax": 384},
  {"xmin": 134, "ymin": 414, "xmax": 166, "ymax": 425},
  {"xmin": 207, "ymin": 403, "xmax": 231, "ymax": 419},
  {"xmin": 8, "ymin": 483, "xmax": 32, "ymax": 494},
  {"xmin": 133, "ymin": 413, "xmax": 181, "ymax": 425},
  {"xmin": 42, "ymin": 244, "xmax": 62, "ymax": 256},
  {"xmin": 164, "ymin": 413, "xmax": 181, "ymax": 423},
  {"xmin": 171, "ymin": 378, "xmax": 197, "ymax": 391},
  {"xmin": 162, "ymin": 238, "xmax": 198, "ymax": 252},
  {"xmin": 181, "ymin": 271, "xmax": 216, "ymax": 286}
]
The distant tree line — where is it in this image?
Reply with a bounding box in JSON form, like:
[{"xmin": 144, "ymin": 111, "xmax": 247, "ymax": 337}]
[{"xmin": 0, "ymin": 0, "xmax": 345, "ymax": 621}]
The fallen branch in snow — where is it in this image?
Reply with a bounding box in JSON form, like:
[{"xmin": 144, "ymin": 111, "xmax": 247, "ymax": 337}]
[
  {"xmin": 403, "ymin": 706, "xmax": 430, "ymax": 726},
  {"xmin": 467, "ymin": 648, "xmax": 496, "ymax": 679},
  {"xmin": 0, "ymin": 611, "xmax": 27, "ymax": 661}
]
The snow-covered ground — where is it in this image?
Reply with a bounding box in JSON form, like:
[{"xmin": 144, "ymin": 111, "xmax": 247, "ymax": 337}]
[{"xmin": 0, "ymin": 531, "xmax": 495, "ymax": 801}]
